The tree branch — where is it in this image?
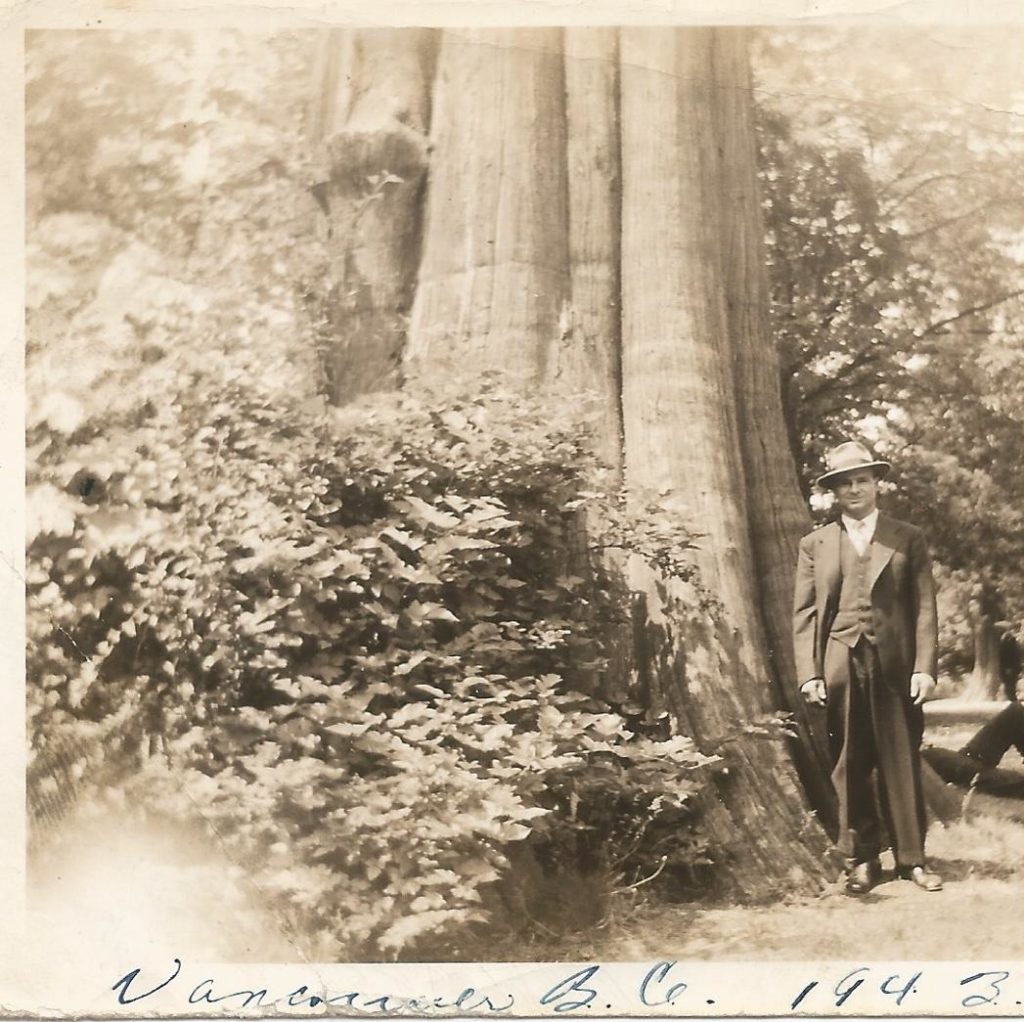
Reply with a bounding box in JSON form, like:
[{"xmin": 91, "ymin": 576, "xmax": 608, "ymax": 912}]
[
  {"xmin": 608, "ymin": 855, "xmax": 668, "ymax": 897},
  {"xmin": 800, "ymin": 349, "xmax": 882, "ymax": 401},
  {"xmin": 900, "ymin": 199, "xmax": 1003, "ymax": 243},
  {"xmin": 804, "ymin": 391, "xmax": 886, "ymax": 426},
  {"xmin": 877, "ymin": 137, "xmax": 937, "ymax": 199},
  {"xmin": 881, "ymin": 172, "xmax": 971, "ymax": 218},
  {"xmin": 914, "ymin": 288, "xmax": 1024, "ymax": 343}
]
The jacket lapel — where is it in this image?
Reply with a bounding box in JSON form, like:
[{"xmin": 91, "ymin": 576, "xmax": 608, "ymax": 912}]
[
  {"xmin": 867, "ymin": 514, "xmax": 897, "ymax": 592},
  {"xmin": 818, "ymin": 521, "xmax": 842, "ymax": 606}
]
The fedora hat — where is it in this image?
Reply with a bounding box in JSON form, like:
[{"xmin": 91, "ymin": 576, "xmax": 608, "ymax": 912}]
[{"xmin": 816, "ymin": 441, "xmax": 891, "ymax": 490}]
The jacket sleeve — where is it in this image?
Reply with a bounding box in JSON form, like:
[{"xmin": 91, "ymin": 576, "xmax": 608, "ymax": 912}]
[
  {"xmin": 793, "ymin": 532, "xmax": 820, "ymax": 683},
  {"xmin": 909, "ymin": 526, "xmax": 939, "ymax": 677}
]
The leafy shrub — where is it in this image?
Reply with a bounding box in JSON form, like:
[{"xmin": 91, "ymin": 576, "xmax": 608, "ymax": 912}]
[
  {"xmin": 28, "ymin": 370, "xmax": 718, "ymax": 959},
  {"xmin": 26, "ymin": 29, "xmax": 719, "ymax": 957}
]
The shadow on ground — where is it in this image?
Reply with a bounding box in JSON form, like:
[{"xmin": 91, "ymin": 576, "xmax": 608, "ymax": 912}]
[{"xmin": 490, "ymin": 785, "xmax": 1024, "ymax": 962}]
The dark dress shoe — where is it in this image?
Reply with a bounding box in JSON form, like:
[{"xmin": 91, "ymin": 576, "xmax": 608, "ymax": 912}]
[
  {"xmin": 897, "ymin": 865, "xmax": 943, "ymax": 891},
  {"xmin": 845, "ymin": 860, "xmax": 881, "ymax": 895}
]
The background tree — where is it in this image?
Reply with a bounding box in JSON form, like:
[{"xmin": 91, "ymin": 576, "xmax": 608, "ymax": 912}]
[{"xmin": 755, "ymin": 26, "xmax": 1024, "ymax": 693}]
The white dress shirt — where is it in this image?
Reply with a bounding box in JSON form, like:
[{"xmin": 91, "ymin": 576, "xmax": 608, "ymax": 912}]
[{"xmin": 841, "ymin": 508, "xmax": 879, "ymax": 557}]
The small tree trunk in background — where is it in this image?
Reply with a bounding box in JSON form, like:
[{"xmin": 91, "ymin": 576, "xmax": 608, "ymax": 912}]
[
  {"xmin": 405, "ymin": 28, "xmax": 571, "ymax": 382},
  {"xmin": 710, "ymin": 29, "xmax": 836, "ymax": 831},
  {"xmin": 618, "ymin": 26, "xmax": 833, "ymax": 894},
  {"xmin": 309, "ymin": 28, "xmax": 438, "ymax": 404},
  {"xmin": 556, "ymin": 28, "xmax": 623, "ymax": 478},
  {"xmin": 965, "ymin": 587, "xmax": 1002, "ymax": 700}
]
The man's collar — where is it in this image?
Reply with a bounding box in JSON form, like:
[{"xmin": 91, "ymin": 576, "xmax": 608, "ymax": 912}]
[{"xmin": 841, "ymin": 508, "xmax": 879, "ymax": 534}]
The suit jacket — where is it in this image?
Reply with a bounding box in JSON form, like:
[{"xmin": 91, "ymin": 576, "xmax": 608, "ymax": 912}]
[{"xmin": 793, "ymin": 513, "xmax": 938, "ymax": 690}]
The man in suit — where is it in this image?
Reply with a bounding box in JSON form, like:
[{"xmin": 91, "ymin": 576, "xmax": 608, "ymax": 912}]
[{"xmin": 793, "ymin": 441, "xmax": 943, "ymax": 895}]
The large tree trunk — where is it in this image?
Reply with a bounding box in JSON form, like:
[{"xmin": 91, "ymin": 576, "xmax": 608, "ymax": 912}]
[
  {"xmin": 709, "ymin": 29, "xmax": 836, "ymax": 831},
  {"xmin": 555, "ymin": 28, "xmax": 623, "ymax": 477},
  {"xmin": 309, "ymin": 28, "xmax": 438, "ymax": 404},
  {"xmin": 405, "ymin": 28, "xmax": 571, "ymax": 383},
  {"xmin": 618, "ymin": 27, "xmax": 833, "ymax": 893},
  {"xmin": 312, "ymin": 25, "xmax": 835, "ymax": 896}
]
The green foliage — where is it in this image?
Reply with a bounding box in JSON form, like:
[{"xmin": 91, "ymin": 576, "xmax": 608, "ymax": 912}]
[
  {"xmin": 26, "ymin": 30, "xmax": 323, "ymax": 425},
  {"xmin": 26, "ymin": 31, "xmax": 315, "ymax": 255},
  {"xmin": 28, "ymin": 371, "xmax": 717, "ymax": 958},
  {"xmin": 757, "ymin": 103, "xmax": 925, "ymax": 459},
  {"xmin": 757, "ymin": 27, "xmax": 1024, "ymax": 468},
  {"xmin": 25, "ymin": 30, "xmax": 718, "ymax": 957},
  {"xmin": 932, "ymin": 563, "xmax": 977, "ymax": 676},
  {"xmin": 755, "ymin": 26, "xmax": 1024, "ymax": 634}
]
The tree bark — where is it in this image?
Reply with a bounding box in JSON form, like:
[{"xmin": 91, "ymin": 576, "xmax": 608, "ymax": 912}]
[
  {"xmin": 312, "ymin": 25, "xmax": 836, "ymax": 895},
  {"xmin": 405, "ymin": 28, "xmax": 571, "ymax": 384},
  {"xmin": 309, "ymin": 28, "xmax": 438, "ymax": 404},
  {"xmin": 618, "ymin": 26, "xmax": 833, "ymax": 893},
  {"xmin": 965, "ymin": 588, "xmax": 1002, "ymax": 700},
  {"xmin": 555, "ymin": 28, "xmax": 623, "ymax": 477},
  {"xmin": 709, "ymin": 29, "xmax": 836, "ymax": 830}
]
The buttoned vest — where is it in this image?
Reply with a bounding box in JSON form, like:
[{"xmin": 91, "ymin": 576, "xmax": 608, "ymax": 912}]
[{"xmin": 829, "ymin": 529, "xmax": 877, "ymax": 647}]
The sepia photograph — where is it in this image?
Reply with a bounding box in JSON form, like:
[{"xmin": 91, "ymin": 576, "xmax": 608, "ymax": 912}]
[{"xmin": 10, "ymin": 2, "xmax": 1024, "ymax": 1014}]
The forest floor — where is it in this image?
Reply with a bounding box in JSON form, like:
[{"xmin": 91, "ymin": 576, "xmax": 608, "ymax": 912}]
[
  {"xmin": 510, "ymin": 791, "xmax": 1024, "ymax": 962},
  {"xmin": 23, "ymin": 724, "xmax": 1024, "ymax": 968},
  {"xmin": 507, "ymin": 720, "xmax": 1024, "ymax": 963}
]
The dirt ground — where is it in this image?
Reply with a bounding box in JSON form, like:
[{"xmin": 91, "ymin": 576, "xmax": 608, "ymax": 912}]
[
  {"xmin": 544, "ymin": 792, "xmax": 1024, "ymax": 962},
  {"xmin": 515, "ymin": 722, "xmax": 1024, "ymax": 963},
  {"xmin": 24, "ymin": 720, "xmax": 1024, "ymax": 966}
]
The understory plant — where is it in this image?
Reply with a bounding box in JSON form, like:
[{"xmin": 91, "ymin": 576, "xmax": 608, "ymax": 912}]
[{"xmin": 28, "ymin": 371, "xmax": 719, "ymax": 959}]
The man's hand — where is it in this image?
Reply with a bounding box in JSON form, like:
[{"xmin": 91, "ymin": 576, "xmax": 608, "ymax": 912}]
[
  {"xmin": 800, "ymin": 677, "xmax": 826, "ymax": 707},
  {"xmin": 910, "ymin": 672, "xmax": 936, "ymax": 705}
]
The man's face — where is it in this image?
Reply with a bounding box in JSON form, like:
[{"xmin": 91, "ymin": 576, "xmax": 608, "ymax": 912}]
[{"xmin": 832, "ymin": 468, "xmax": 879, "ymax": 520}]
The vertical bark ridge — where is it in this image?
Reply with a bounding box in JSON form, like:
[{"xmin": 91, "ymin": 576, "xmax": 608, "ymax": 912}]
[
  {"xmin": 307, "ymin": 29, "xmax": 354, "ymax": 141},
  {"xmin": 558, "ymin": 27, "xmax": 624, "ymax": 478},
  {"xmin": 709, "ymin": 29, "xmax": 836, "ymax": 828},
  {"xmin": 619, "ymin": 26, "xmax": 758, "ymax": 656},
  {"xmin": 618, "ymin": 26, "xmax": 833, "ymax": 893},
  {"xmin": 406, "ymin": 29, "xmax": 571, "ymax": 384}
]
